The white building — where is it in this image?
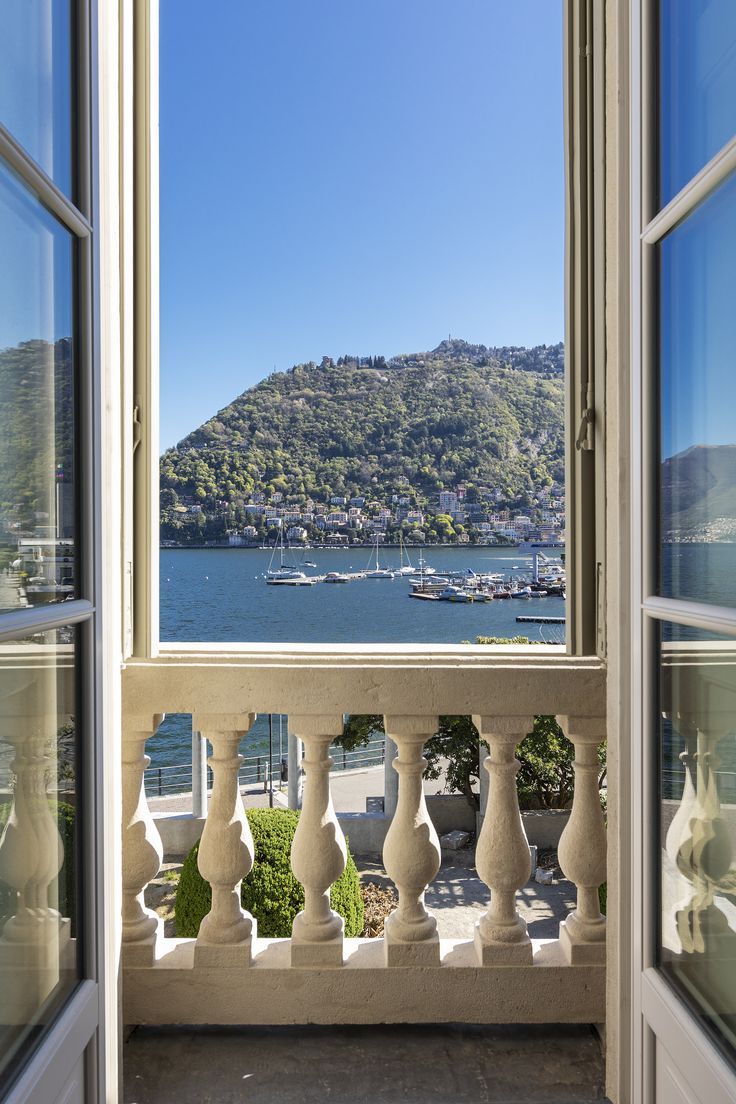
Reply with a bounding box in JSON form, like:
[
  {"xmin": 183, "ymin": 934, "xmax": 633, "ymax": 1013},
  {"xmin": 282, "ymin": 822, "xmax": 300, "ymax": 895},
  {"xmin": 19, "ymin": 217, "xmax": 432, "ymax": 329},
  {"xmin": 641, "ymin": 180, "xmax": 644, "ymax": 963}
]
[{"xmin": 326, "ymin": 512, "xmax": 348, "ymax": 528}]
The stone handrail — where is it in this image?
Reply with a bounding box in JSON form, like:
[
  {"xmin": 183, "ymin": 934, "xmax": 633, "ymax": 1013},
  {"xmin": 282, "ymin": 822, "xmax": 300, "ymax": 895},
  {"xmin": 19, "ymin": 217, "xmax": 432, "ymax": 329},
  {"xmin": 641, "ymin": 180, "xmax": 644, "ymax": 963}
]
[{"xmin": 120, "ymin": 648, "xmax": 607, "ymax": 1026}]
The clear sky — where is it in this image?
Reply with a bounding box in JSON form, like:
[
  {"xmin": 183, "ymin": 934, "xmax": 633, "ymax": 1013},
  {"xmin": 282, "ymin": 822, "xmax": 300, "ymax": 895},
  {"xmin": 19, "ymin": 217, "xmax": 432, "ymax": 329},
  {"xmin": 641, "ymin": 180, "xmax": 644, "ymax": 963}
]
[{"xmin": 160, "ymin": 1, "xmax": 564, "ymax": 449}]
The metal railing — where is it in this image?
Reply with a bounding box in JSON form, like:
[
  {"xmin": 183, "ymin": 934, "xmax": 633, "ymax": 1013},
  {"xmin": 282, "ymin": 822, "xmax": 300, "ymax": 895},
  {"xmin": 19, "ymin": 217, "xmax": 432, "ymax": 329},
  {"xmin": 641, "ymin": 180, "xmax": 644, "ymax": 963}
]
[
  {"xmin": 144, "ymin": 732, "xmax": 386, "ymax": 798},
  {"xmin": 662, "ymin": 766, "xmax": 736, "ymax": 806}
]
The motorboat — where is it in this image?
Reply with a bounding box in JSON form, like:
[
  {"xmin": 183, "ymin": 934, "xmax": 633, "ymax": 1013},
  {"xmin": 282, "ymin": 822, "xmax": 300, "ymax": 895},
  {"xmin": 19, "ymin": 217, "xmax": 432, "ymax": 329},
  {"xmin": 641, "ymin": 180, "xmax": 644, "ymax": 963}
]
[
  {"xmin": 324, "ymin": 572, "xmax": 350, "ymax": 583},
  {"xmin": 438, "ymin": 585, "xmax": 474, "ymax": 603}
]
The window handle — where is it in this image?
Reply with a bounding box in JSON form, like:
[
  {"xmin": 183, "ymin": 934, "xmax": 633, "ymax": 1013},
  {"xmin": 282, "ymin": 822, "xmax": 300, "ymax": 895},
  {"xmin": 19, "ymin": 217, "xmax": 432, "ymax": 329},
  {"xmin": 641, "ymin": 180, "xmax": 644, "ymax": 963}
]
[
  {"xmin": 575, "ymin": 406, "xmax": 594, "ymax": 451},
  {"xmin": 133, "ymin": 399, "xmax": 142, "ymax": 453}
]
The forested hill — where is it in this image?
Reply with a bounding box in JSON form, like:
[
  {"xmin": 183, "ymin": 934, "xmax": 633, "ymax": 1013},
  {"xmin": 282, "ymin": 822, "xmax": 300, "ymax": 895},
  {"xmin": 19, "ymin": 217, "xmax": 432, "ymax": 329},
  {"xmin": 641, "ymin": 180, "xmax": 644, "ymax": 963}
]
[{"xmin": 160, "ymin": 339, "xmax": 564, "ymax": 510}]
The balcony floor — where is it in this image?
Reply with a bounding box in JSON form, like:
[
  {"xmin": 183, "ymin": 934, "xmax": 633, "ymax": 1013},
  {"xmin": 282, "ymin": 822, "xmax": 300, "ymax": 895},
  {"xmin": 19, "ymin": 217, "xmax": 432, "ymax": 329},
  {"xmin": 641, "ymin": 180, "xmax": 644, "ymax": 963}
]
[{"xmin": 123, "ymin": 1022, "xmax": 607, "ymax": 1104}]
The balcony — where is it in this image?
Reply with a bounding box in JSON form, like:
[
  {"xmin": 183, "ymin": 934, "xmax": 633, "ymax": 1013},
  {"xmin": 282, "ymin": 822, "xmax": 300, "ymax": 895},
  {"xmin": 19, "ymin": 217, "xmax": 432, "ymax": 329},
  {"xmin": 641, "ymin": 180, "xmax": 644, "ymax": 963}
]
[{"xmin": 121, "ymin": 646, "xmax": 607, "ymax": 1038}]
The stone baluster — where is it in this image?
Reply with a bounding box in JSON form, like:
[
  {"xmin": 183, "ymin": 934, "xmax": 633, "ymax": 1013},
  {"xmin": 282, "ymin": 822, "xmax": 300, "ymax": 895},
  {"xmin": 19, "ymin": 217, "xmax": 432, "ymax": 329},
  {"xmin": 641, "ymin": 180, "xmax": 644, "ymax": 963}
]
[
  {"xmin": 287, "ymin": 729, "xmax": 303, "ymax": 810},
  {"xmin": 290, "ymin": 715, "xmax": 347, "ymax": 965},
  {"xmin": 383, "ymin": 735, "xmax": 399, "ymax": 819},
  {"xmin": 191, "ymin": 726, "xmax": 208, "ymax": 820},
  {"xmin": 25, "ymin": 725, "xmax": 66, "ymax": 938},
  {"xmin": 664, "ymin": 719, "xmax": 698, "ymax": 869},
  {"xmin": 194, "ymin": 713, "xmax": 256, "ymax": 966},
  {"xmin": 0, "ymin": 686, "xmax": 70, "ymax": 1021},
  {"xmin": 122, "ymin": 713, "xmax": 165, "ymax": 965},
  {"xmin": 0, "ymin": 721, "xmax": 54, "ymax": 944},
  {"xmin": 556, "ymin": 715, "xmax": 607, "ymax": 963},
  {"xmin": 673, "ymin": 723, "xmax": 732, "ymax": 956},
  {"xmin": 382, "ymin": 715, "xmax": 441, "ymax": 965},
  {"xmin": 473, "ymin": 715, "xmax": 534, "ymax": 964}
]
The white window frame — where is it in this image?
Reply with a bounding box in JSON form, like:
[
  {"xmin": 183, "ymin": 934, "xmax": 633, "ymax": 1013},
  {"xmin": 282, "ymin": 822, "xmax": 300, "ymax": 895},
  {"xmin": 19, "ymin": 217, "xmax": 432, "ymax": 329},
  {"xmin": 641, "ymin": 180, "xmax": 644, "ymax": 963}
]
[
  {"xmin": 630, "ymin": 1, "xmax": 736, "ymax": 1101},
  {"xmin": 0, "ymin": 0, "xmax": 115, "ymax": 1099},
  {"xmin": 128, "ymin": 0, "xmax": 606, "ymax": 664}
]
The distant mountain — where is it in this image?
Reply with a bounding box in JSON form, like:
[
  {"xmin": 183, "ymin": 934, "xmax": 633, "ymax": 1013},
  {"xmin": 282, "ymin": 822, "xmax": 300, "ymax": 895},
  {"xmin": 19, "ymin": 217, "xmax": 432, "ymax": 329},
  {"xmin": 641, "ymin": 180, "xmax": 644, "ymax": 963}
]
[
  {"xmin": 661, "ymin": 444, "xmax": 736, "ymax": 540},
  {"xmin": 160, "ymin": 338, "xmax": 564, "ymax": 514}
]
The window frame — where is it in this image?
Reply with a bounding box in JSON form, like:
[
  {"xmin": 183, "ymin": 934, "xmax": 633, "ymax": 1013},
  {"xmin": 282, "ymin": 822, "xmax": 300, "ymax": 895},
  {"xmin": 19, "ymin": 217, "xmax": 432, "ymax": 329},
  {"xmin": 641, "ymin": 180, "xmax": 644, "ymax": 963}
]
[
  {"xmin": 0, "ymin": 0, "xmax": 109, "ymax": 1100},
  {"xmin": 130, "ymin": 0, "xmax": 606, "ymax": 661},
  {"xmin": 630, "ymin": 0, "xmax": 736, "ymax": 1100}
]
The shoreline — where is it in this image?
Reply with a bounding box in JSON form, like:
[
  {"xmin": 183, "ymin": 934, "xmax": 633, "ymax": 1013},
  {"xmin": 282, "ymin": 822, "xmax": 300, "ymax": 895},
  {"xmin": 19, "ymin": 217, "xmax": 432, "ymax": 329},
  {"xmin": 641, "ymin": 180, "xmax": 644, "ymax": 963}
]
[{"xmin": 159, "ymin": 541, "xmax": 558, "ymax": 552}]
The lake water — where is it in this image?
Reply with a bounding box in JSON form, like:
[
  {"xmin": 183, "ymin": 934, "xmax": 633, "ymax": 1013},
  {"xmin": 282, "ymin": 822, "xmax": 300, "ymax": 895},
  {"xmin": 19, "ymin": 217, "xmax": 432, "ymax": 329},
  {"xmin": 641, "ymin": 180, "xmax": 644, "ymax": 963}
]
[
  {"xmin": 151, "ymin": 542, "xmax": 736, "ymax": 781},
  {"xmin": 160, "ymin": 546, "xmax": 565, "ymax": 645},
  {"xmin": 151, "ymin": 545, "xmax": 565, "ymax": 772}
]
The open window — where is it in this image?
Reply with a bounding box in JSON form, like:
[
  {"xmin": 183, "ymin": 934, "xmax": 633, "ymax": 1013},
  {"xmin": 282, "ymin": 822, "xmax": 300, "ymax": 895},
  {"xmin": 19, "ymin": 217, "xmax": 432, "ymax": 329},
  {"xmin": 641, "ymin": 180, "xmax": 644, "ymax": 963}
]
[{"xmin": 128, "ymin": 0, "xmax": 606, "ymax": 661}]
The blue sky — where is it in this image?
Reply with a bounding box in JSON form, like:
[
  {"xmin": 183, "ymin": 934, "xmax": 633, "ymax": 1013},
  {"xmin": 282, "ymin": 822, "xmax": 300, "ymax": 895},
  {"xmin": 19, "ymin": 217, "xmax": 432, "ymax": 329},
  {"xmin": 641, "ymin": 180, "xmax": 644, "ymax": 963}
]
[
  {"xmin": 660, "ymin": 170, "xmax": 736, "ymax": 461},
  {"xmin": 160, "ymin": 1, "xmax": 564, "ymax": 449}
]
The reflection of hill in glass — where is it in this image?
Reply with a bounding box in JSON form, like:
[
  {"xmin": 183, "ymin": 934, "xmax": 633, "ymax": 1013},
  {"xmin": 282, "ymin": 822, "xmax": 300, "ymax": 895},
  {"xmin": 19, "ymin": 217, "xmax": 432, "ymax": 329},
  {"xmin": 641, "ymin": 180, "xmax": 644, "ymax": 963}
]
[
  {"xmin": 161, "ymin": 339, "xmax": 564, "ymax": 508},
  {"xmin": 0, "ymin": 338, "xmax": 74, "ymax": 534},
  {"xmin": 661, "ymin": 444, "xmax": 736, "ymax": 538}
]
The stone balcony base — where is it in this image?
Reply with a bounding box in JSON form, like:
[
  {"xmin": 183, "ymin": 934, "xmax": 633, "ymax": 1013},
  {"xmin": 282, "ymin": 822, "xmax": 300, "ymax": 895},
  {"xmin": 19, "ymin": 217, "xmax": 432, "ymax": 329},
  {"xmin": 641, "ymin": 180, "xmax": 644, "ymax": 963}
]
[
  {"xmin": 124, "ymin": 1022, "xmax": 606, "ymax": 1104},
  {"xmin": 123, "ymin": 936, "xmax": 605, "ymax": 1026}
]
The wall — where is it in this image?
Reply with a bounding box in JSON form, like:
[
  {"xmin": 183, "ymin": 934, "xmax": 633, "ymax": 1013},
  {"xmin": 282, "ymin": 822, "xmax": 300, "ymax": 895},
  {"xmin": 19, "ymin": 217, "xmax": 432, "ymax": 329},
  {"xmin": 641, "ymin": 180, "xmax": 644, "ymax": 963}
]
[{"xmin": 154, "ymin": 799, "xmax": 570, "ymax": 859}]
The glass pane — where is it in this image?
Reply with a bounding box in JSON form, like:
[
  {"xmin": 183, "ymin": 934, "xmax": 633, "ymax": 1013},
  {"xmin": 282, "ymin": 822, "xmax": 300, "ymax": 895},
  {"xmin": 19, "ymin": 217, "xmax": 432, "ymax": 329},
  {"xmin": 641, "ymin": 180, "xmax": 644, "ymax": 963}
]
[
  {"xmin": 0, "ymin": 160, "xmax": 77, "ymax": 613},
  {"xmin": 660, "ymin": 0, "xmax": 736, "ymax": 207},
  {"xmin": 0, "ymin": 0, "xmax": 74, "ymax": 197},
  {"xmin": 0, "ymin": 624, "xmax": 81, "ymax": 1084},
  {"xmin": 658, "ymin": 172, "xmax": 736, "ymax": 605}
]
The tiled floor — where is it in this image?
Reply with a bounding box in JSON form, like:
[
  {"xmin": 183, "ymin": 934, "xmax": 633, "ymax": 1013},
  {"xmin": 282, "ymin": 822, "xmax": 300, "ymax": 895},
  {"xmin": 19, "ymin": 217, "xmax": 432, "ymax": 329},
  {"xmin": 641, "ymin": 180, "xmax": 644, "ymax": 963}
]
[{"xmin": 124, "ymin": 1022, "xmax": 607, "ymax": 1104}]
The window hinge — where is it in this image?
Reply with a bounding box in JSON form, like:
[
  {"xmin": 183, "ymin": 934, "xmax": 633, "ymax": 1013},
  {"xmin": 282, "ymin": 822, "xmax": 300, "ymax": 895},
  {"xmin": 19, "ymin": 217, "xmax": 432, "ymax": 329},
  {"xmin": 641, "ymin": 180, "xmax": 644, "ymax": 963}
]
[
  {"xmin": 133, "ymin": 398, "xmax": 142, "ymax": 453},
  {"xmin": 575, "ymin": 406, "xmax": 595, "ymax": 451}
]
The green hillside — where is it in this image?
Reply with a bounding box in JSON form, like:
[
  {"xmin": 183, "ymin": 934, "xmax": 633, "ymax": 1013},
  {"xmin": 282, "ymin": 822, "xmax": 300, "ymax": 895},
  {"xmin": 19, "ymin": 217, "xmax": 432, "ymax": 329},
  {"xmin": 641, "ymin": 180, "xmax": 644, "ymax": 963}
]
[
  {"xmin": 0, "ymin": 338, "xmax": 74, "ymax": 538},
  {"xmin": 160, "ymin": 339, "xmax": 564, "ymax": 521}
]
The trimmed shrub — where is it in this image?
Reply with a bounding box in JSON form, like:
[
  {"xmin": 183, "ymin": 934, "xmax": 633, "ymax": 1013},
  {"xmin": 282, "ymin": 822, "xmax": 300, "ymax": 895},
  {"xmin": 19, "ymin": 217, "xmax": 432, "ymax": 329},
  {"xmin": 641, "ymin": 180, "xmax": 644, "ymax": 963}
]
[
  {"xmin": 598, "ymin": 882, "xmax": 607, "ymax": 916},
  {"xmin": 175, "ymin": 807, "xmax": 364, "ymax": 938},
  {"xmin": 0, "ymin": 799, "xmax": 77, "ymax": 931}
]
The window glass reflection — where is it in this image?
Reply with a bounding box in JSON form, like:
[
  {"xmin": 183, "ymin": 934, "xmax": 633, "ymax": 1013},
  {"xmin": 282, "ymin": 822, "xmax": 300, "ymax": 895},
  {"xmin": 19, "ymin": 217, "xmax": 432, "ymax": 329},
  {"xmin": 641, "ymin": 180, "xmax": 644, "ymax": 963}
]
[
  {"xmin": 659, "ymin": 172, "xmax": 736, "ymax": 605},
  {"xmin": 0, "ymin": 161, "xmax": 76, "ymax": 613},
  {"xmin": 0, "ymin": 625, "xmax": 80, "ymax": 1084},
  {"xmin": 0, "ymin": 0, "xmax": 74, "ymax": 197},
  {"xmin": 659, "ymin": 624, "xmax": 736, "ymax": 1058},
  {"xmin": 660, "ymin": 0, "xmax": 736, "ymax": 207}
]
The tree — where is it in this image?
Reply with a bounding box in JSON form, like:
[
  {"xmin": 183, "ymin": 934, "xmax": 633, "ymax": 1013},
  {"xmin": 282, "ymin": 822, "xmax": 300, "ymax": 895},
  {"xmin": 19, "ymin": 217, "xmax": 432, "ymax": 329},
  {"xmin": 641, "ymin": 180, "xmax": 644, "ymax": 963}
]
[{"xmin": 337, "ymin": 712, "xmax": 598, "ymax": 814}]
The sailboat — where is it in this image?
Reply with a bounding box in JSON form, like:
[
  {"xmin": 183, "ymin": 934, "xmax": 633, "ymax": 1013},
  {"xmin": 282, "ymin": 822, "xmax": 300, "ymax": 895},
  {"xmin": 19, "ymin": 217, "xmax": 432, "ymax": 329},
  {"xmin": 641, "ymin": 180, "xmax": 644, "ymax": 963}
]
[
  {"xmin": 364, "ymin": 536, "xmax": 394, "ymax": 579},
  {"xmin": 414, "ymin": 548, "xmax": 436, "ymax": 577},
  {"xmin": 394, "ymin": 533, "xmax": 416, "ymax": 576},
  {"xmin": 265, "ymin": 528, "xmax": 310, "ymax": 583}
]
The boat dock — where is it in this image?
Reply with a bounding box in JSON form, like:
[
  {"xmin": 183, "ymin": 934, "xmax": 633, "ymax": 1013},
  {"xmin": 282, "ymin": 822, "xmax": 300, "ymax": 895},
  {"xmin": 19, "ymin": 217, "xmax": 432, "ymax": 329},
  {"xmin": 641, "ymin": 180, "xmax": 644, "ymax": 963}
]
[{"xmin": 515, "ymin": 615, "xmax": 566, "ymax": 624}]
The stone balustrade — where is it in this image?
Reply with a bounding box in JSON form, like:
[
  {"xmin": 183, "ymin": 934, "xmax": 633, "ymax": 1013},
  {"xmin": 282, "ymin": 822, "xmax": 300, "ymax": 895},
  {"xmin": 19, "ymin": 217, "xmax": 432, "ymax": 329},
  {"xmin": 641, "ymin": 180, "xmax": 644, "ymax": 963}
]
[
  {"xmin": 120, "ymin": 648, "xmax": 607, "ymax": 1026},
  {"xmin": 0, "ymin": 645, "xmax": 77, "ymax": 1024}
]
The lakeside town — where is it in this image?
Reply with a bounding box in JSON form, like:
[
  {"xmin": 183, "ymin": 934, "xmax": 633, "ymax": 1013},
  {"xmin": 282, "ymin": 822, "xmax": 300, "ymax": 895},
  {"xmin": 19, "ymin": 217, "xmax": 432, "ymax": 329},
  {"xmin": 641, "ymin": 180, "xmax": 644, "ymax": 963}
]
[{"xmin": 160, "ymin": 482, "xmax": 567, "ymax": 549}]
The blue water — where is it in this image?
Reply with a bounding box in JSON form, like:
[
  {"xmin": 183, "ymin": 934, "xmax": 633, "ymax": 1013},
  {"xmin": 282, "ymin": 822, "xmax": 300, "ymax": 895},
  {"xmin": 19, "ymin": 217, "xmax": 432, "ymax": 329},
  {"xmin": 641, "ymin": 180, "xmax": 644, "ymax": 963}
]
[
  {"xmin": 160, "ymin": 546, "xmax": 565, "ymax": 645},
  {"xmin": 150, "ymin": 546, "xmax": 565, "ymax": 771}
]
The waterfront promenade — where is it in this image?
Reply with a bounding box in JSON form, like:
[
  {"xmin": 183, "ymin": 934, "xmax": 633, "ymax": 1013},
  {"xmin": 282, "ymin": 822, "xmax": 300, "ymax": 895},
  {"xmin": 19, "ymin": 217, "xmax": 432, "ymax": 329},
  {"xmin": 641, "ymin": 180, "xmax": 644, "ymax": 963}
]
[{"xmin": 147, "ymin": 761, "xmax": 447, "ymax": 816}]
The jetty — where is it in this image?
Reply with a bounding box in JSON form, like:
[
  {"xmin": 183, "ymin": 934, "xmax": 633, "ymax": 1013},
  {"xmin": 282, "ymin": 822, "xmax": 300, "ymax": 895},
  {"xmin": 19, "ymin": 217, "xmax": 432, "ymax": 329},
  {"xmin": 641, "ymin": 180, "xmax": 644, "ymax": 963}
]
[{"xmin": 515, "ymin": 615, "xmax": 566, "ymax": 624}]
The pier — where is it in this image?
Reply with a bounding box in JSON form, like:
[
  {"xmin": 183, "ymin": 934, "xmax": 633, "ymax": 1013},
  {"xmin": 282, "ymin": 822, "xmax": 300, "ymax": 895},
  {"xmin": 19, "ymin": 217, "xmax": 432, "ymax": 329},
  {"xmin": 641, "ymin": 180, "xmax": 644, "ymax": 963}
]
[{"xmin": 515, "ymin": 615, "xmax": 566, "ymax": 624}]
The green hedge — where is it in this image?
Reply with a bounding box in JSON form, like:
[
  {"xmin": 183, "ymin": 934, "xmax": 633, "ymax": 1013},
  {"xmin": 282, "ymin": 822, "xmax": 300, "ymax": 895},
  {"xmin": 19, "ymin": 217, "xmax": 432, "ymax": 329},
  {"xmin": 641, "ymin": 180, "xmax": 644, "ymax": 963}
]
[
  {"xmin": 175, "ymin": 807, "xmax": 364, "ymax": 938},
  {"xmin": 0, "ymin": 799, "xmax": 76, "ymax": 931}
]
